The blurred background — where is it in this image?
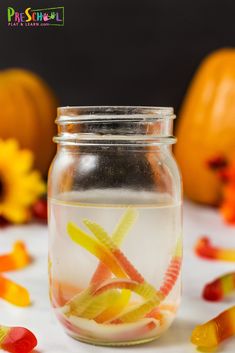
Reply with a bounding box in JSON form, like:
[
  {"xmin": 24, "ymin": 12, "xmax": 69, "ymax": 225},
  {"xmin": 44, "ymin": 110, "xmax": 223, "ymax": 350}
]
[
  {"xmin": 1, "ymin": 0, "xmax": 235, "ymax": 224},
  {"xmin": 1, "ymin": 0, "xmax": 235, "ymax": 109}
]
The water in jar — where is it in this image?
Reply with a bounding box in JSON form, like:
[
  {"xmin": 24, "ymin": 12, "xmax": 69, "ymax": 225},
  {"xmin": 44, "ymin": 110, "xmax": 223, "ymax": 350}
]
[{"xmin": 49, "ymin": 189, "xmax": 182, "ymax": 345}]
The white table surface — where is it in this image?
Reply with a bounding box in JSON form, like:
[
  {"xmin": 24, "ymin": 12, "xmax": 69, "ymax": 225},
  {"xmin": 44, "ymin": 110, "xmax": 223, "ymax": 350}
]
[{"xmin": 0, "ymin": 200, "xmax": 235, "ymax": 353}]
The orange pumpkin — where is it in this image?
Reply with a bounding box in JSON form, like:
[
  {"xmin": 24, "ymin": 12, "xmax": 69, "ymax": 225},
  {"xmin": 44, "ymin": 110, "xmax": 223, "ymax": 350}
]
[
  {"xmin": 175, "ymin": 48, "xmax": 235, "ymax": 205},
  {"xmin": 0, "ymin": 68, "xmax": 57, "ymax": 175}
]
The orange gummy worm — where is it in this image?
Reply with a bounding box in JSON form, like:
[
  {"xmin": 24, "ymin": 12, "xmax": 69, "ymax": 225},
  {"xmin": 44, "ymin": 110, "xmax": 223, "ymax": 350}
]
[
  {"xmin": 83, "ymin": 219, "xmax": 145, "ymax": 283},
  {"xmin": 90, "ymin": 208, "xmax": 138, "ymax": 286},
  {"xmin": 0, "ymin": 241, "xmax": 30, "ymax": 272},
  {"xmin": 159, "ymin": 238, "xmax": 182, "ymax": 298},
  {"xmin": 90, "ymin": 262, "xmax": 111, "ymax": 286},
  {"xmin": 0, "ymin": 275, "xmax": 30, "ymax": 307},
  {"xmin": 67, "ymin": 222, "xmax": 128, "ymax": 279},
  {"xmin": 159, "ymin": 257, "xmax": 181, "ymax": 298},
  {"xmin": 191, "ymin": 306, "xmax": 235, "ymax": 349},
  {"xmin": 195, "ymin": 237, "xmax": 235, "ymax": 262},
  {"xmin": 94, "ymin": 278, "xmax": 156, "ymax": 300}
]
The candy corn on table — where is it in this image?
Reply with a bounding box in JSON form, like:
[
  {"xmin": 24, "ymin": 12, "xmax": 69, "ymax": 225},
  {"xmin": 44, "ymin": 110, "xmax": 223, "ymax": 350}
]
[{"xmin": 0, "ymin": 200, "xmax": 235, "ymax": 353}]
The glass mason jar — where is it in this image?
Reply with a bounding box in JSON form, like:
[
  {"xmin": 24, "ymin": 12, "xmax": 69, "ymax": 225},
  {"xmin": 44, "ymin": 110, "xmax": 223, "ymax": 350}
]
[{"xmin": 48, "ymin": 106, "xmax": 182, "ymax": 346}]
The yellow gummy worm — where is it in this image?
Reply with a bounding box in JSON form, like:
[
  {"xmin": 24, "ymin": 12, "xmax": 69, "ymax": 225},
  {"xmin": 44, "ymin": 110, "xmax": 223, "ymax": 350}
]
[
  {"xmin": 90, "ymin": 208, "xmax": 138, "ymax": 319},
  {"xmin": 67, "ymin": 222, "xmax": 127, "ymax": 279},
  {"xmin": 83, "ymin": 219, "xmax": 123, "ymax": 252},
  {"xmin": 67, "ymin": 216, "xmax": 138, "ymax": 321},
  {"xmin": 90, "ymin": 208, "xmax": 138, "ymax": 285},
  {"xmin": 89, "ymin": 207, "xmax": 139, "ymax": 322},
  {"xmin": 80, "ymin": 290, "xmax": 120, "ymax": 320},
  {"xmin": 174, "ymin": 237, "xmax": 183, "ymax": 258},
  {"xmin": 83, "ymin": 219, "xmax": 145, "ymax": 283},
  {"xmin": 63, "ymin": 287, "xmax": 95, "ymax": 317},
  {"xmin": 67, "ymin": 215, "xmax": 166, "ymax": 323},
  {"xmin": 95, "ymin": 289, "xmax": 131, "ymax": 323},
  {"xmin": 67, "ymin": 288, "xmax": 123, "ymax": 320},
  {"xmin": 64, "ymin": 278, "xmax": 157, "ymax": 320},
  {"xmin": 111, "ymin": 208, "xmax": 138, "ymax": 245},
  {"xmin": 94, "ymin": 280, "xmax": 161, "ymax": 323},
  {"xmin": 83, "ymin": 219, "xmax": 162, "ymax": 322},
  {"xmin": 115, "ymin": 297, "xmax": 160, "ymax": 323}
]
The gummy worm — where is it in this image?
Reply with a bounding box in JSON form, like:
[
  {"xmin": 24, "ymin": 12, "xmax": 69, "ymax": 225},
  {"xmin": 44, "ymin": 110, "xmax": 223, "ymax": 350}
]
[
  {"xmin": 0, "ymin": 275, "xmax": 30, "ymax": 307},
  {"xmin": 159, "ymin": 238, "xmax": 182, "ymax": 298},
  {"xmin": 112, "ymin": 208, "xmax": 138, "ymax": 245},
  {"xmin": 64, "ymin": 288, "xmax": 130, "ymax": 323},
  {"xmin": 64, "ymin": 285, "xmax": 122, "ymax": 319},
  {"xmin": 67, "ymin": 222, "xmax": 128, "ymax": 279},
  {"xmin": 0, "ymin": 242, "xmax": 30, "ymax": 272},
  {"xmin": 115, "ymin": 239, "xmax": 182, "ymax": 323},
  {"xmin": 67, "ymin": 219, "xmax": 180, "ymax": 323},
  {"xmin": 94, "ymin": 289, "xmax": 130, "ymax": 323},
  {"xmin": 79, "ymin": 290, "xmax": 120, "ymax": 320},
  {"xmin": 191, "ymin": 306, "xmax": 235, "ymax": 349},
  {"xmin": 0, "ymin": 325, "xmax": 37, "ymax": 353},
  {"xmin": 63, "ymin": 286, "xmax": 97, "ymax": 317},
  {"xmin": 90, "ymin": 208, "xmax": 138, "ymax": 286},
  {"xmin": 195, "ymin": 237, "xmax": 235, "ymax": 262},
  {"xmin": 159, "ymin": 257, "xmax": 181, "ymax": 298},
  {"xmin": 64, "ymin": 278, "xmax": 160, "ymax": 321},
  {"xmin": 83, "ymin": 219, "xmax": 163, "ymax": 322},
  {"xmin": 83, "ymin": 219, "xmax": 145, "ymax": 283},
  {"xmin": 89, "ymin": 209, "xmax": 138, "ymax": 320},
  {"xmin": 94, "ymin": 278, "xmax": 157, "ymax": 300},
  {"xmin": 203, "ymin": 272, "xmax": 235, "ymax": 301},
  {"xmin": 92, "ymin": 280, "xmax": 162, "ymax": 324},
  {"xmin": 113, "ymin": 297, "xmax": 160, "ymax": 323}
]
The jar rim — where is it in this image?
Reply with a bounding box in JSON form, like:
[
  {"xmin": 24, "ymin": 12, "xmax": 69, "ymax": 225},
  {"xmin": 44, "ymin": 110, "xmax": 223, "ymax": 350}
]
[
  {"xmin": 56, "ymin": 106, "xmax": 175, "ymax": 122},
  {"xmin": 55, "ymin": 106, "xmax": 176, "ymax": 146}
]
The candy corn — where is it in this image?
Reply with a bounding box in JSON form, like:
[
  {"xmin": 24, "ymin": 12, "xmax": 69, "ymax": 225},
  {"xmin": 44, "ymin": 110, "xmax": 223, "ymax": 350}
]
[
  {"xmin": 195, "ymin": 237, "xmax": 235, "ymax": 262},
  {"xmin": 0, "ymin": 325, "xmax": 37, "ymax": 353},
  {"xmin": 203, "ymin": 272, "xmax": 235, "ymax": 301},
  {"xmin": 191, "ymin": 306, "xmax": 235, "ymax": 349}
]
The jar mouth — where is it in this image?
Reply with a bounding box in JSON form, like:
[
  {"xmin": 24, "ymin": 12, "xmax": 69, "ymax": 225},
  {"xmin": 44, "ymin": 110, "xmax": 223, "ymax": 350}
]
[
  {"xmin": 56, "ymin": 106, "xmax": 175, "ymax": 122},
  {"xmin": 55, "ymin": 106, "xmax": 176, "ymax": 146}
]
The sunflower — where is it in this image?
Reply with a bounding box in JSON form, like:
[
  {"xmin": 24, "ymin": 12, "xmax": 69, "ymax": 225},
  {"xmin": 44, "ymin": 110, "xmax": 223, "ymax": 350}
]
[{"xmin": 0, "ymin": 139, "xmax": 45, "ymax": 223}]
